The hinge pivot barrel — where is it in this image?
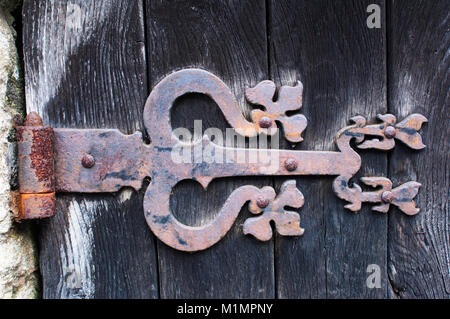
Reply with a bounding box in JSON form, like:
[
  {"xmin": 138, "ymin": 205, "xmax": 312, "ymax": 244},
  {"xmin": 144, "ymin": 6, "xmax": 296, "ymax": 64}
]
[{"xmin": 16, "ymin": 112, "xmax": 56, "ymax": 220}]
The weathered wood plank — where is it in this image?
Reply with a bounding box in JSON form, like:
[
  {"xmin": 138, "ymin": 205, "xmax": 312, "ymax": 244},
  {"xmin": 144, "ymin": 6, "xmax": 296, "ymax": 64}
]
[
  {"xmin": 269, "ymin": 0, "xmax": 388, "ymax": 298},
  {"xmin": 23, "ymin": 0, "xmax": 159, "ymax": 298},
  {"xmin": 387, "ymin": 0, "xmax": 450, "ymax": 299},
  {"xmin": 147, "ymin": 0, "xmax": 274, "ymax": 298}
]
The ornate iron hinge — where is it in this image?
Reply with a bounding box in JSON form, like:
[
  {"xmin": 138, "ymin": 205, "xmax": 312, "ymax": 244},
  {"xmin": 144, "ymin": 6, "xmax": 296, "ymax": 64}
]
[{"xmin": 16, "ymin": 69, "xmax": 427, "ymax": 251}]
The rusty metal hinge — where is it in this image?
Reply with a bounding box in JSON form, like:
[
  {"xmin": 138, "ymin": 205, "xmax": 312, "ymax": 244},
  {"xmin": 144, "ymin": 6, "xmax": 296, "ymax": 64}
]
[{"xmin": 15, "ymin": 69, "xmax": 427, "ymax": 251}]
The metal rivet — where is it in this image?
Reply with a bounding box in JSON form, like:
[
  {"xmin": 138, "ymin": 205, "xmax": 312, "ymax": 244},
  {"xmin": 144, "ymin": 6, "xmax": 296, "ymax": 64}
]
[
  {"xmin": 384, "ymin": 126, "xmax": 396, "ymax": 139},
  {"xmin": 259, "ymin": 116, "xmax": 272, "ymax": 129},
  {"xmin": 81, "ymin": 154, "xmax": 95, "ymax": 168},
  {"xmin": 285, "ymin": 158, "xmax": 298, "ymax": 171},
  {"xmin": 381, "ymin": 191, "xmax": 394, "ymax": 203},
  {"xmin": 256, "ymin": 196, "xmax": 269, "ymax": 209}
]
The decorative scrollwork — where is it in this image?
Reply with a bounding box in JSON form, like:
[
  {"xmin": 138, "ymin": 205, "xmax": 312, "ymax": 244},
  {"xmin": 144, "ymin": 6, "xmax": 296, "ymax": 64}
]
[
  {"xmin": 243, "ymin": 180, "xmax": 305, "ymax": 241},
  {"xmin": 347, "ymin": 113, "xmax": 427, "ymax": 150},
  {"xmin": 332, "ymin": 114, "xmax": 426, "ymax": 215},
  {"xmin": 46, "ymin": 68, "xmax": 427, "ymax": 251},
  {"xmin": 139, "ymin": 69, "xmax": 428, "ymax": 250},
  {"xmin": 245, "ymin": 80, "xmax": 307, "ymax": 143},
  {"xmin": 13, "ymin": 64, "xmax": 430, "ymax": 253}
]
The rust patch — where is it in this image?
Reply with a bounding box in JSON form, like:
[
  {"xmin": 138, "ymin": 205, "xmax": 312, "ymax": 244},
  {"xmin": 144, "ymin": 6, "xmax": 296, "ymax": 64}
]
[
  {"xmin": 53, "ymin": 129, "xmax": 151, "ymax": 193},
  {"xmin": 16, "ymin": 113, "xmax": 55, "ymax": 219},
  {"xmin": 18, "ymin": 193, "xmax": 56, "ymax": 220},
  {"xmin": 24, "ymin": 112, "xmax": 44, "ymax": 126},
  {"xmin": 30, "ymin": 128, "xmax": 54, "ymax": 185},
  {"xmin": 81, "ymin": 154, "xmax": 95, "ymax": 168},
  {"xmin": 244, "ymin": 180, "xmax": 305, "ymax": 241},
  {"xmin": 284, "ymin": 158, "xmax": 298, "ymax": 171},
  {"xmin": 256, "ymin": 196, "xmax": 269, "ymax": 209}
]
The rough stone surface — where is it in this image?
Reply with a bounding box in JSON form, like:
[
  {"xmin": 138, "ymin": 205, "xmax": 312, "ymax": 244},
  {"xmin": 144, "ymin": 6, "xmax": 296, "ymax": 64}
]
[{"xmin": 0, "ymin": 1, "xmax": 39, "ymax": 299}]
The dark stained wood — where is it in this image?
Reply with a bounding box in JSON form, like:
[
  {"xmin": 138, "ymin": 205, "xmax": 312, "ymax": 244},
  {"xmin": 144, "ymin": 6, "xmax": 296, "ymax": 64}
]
[
  {"xmin": 387, "ymin": 0, "xmax": 450, "ymax": 298},
  {"xmin": 23, "ymin": 0, "xmax": 449, "ymax": 299},
  {"xmin": 23, "ymin": 1, "xmax": 159, "ymax": 298},
  {"xmin": 147, "ymin": 0, "xmax": 275, "ymax": 298},
  {"xmin": 269, "ymin": 0, "xmax": 388, "ymax": 298}
]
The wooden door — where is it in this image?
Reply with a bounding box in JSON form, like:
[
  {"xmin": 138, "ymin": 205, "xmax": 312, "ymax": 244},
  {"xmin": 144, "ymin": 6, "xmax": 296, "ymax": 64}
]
[{"xmin": 22, "ymin": 0, "xmax": 449, "ymax": 298}]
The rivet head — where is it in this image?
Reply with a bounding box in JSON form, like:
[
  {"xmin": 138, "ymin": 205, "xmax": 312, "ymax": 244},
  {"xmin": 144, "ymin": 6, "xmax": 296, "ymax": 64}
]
[
  {"xmin": 285, "ymin": 158, "xmax": 298, "ymax": 171},
  {"xmin": 381, "ymin": 191, "xmax": 394, "ymax": 203},
  {"xmin": 259, "ymin": 116, "xmax": 272, "ymax": 129},
  {"xmin": 81, "ymin": 154, "xmax": 95, "ymax": 168},
  {"xmin": 256, "ymin": 196, "xmax": 269, "ymax": 209},
  {"xmin": 384, "ymin": 126, "xmax": 396, "ymax": 139}
]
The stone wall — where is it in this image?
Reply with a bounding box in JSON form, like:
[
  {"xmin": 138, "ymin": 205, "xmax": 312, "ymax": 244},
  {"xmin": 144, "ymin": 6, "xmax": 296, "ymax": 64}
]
[{"xmin": 0, "ymin": 0, "xmax": 39, "ymax": 298}]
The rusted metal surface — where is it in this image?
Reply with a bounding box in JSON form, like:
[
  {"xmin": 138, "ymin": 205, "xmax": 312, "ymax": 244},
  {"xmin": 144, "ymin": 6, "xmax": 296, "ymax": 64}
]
[
  {"xmin": 243, "ymin": 180, "xmax": 305, "ymax": 241},
  {"xmin": 81, "ymin": 154, "xmax": 95, "ymax": 168},
  {"xmin": 284, "ymin": 158, "xmax": 298, "ymax": 172},
  {"xmin": 19, "ymin": 193, "xmax": 56, "ymax": 220},
  {"xmin": 16, "ymin": 69, "xmax": 427, "ymax": 251},
  {"xmin": 142, "ymin": 69, "xmax": 427, "ymax": 251},
  {"xmin": 53, "ymin": 129, "xmax": 151, "ymax": 193},
  {"xmin": 16, "ymin": 112, "xmax": 55, "ymax": 220},
  {"xmin": 245, "ymin": 79, "xmax": 308, "ymax": 143},
  {"xmin": 16, "ymin": 112, "xmax": 54, "ymax": 194},
  {"xmin": 331, "ymin": 114, "xmax": 427, "ymax": 216},
  {"xmin": 381, "ymin": 191, "xmax": 394, "ymax": 203},
  {"xmin": 258, "ymin": 116, "xmax": 272, "ymax": 129}
]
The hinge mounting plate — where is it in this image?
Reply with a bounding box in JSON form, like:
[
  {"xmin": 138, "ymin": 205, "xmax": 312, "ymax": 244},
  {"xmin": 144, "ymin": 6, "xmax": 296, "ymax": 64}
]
[{"xmin": 16, "ymin": 68, "xmax": 427, "ymax": 251}]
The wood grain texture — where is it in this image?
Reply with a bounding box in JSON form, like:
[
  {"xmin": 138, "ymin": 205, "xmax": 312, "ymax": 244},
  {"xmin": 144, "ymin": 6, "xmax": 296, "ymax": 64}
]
[
  {"xmin": 23, "ymin": 0, "xmax": 159, "ymax": 298},
  {"xmin": 23, "ymin": 0, "xmax": 448, "ymax": 299},
  {"xmin": 269, "ymin": 0, "xmax": 388, "ymax": 298},
  {"xmin": 387, "ymin": 0, "xmax": 450, "ymax": 299},
  {"xmin": 147, "ymin": 0, "xmax": 275, "ymax": 298}
]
